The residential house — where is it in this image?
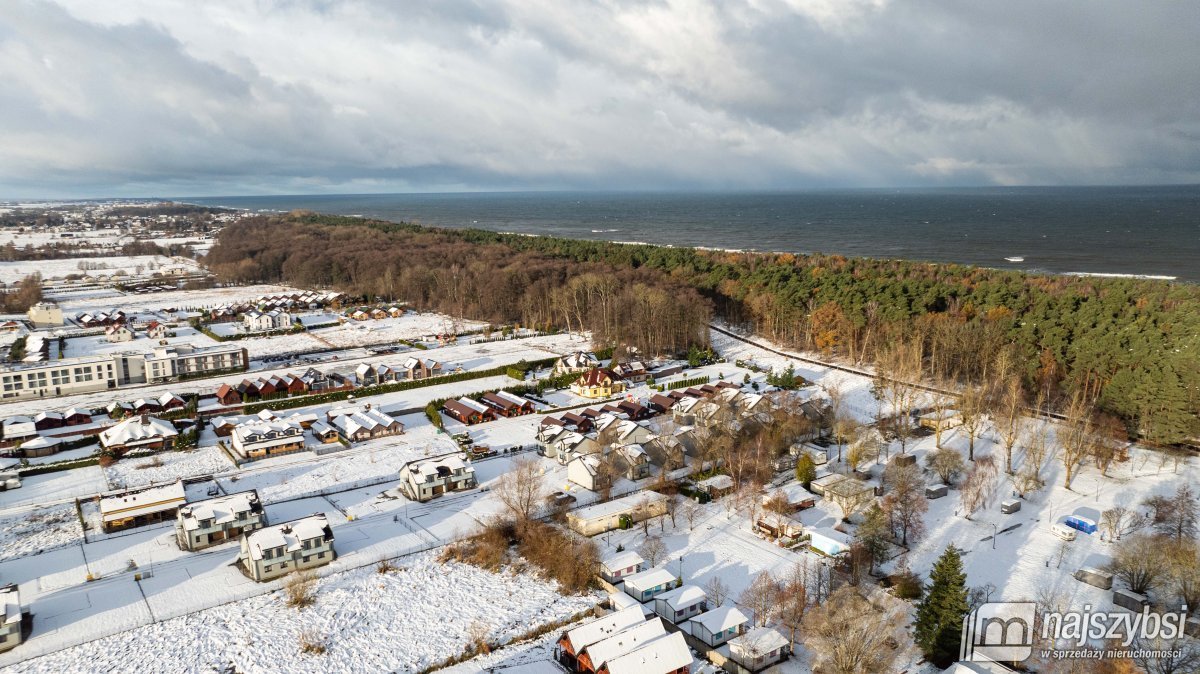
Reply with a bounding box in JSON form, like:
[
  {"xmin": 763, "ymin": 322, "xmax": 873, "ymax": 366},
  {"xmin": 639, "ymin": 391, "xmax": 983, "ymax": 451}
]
[
  {"xmin": 613, "ymin": 444, "xmax": 652, "ymax": 481},
  {"xmin": 611, "ymin": 361, "xmax": 649, "ymax": 383},
  {"xmin": 230, "ymin": 419, "xmax": 306, "ymax": 460},
  {"xmin": 20, "ymin": 436, "xmax": 62, "ymax": 458},
  {"xmin": 556, "ymin": 606, "xmax": 646, "ymax": 671},
  {"xmin": 0, "ymin": 584, "xmax": 22, "ymax": 653},
  {"xmin": 577, "ymin": 618, "xmax": 667, "ymax": 674},
  {"xmin": 761, "ymin": 483, "xmax": 818, "ymax": 511},
  {"xmin": 566, "ymin": 491, "xmax": 668, "ymax": 537},
  {"xmin": 647, "ymin": 394, "xmax": 677, "ymax": 414},
  {"xmin": 131, "ymin": 398, "xmax": 161, "ymax": 414},
  {"xmin": 547, "ymin": 431, "xmax": 602, "ymax": 464},
  {"xmin": 239, "ymin": 514, "xmax": 335, "ymax": 582},
  {"xmin": 571, "ymin": 368, "xmax": 625, "ymax": 399},
  {"xmin": 480, "ymin": 391, "xmax": 535, "ymax": 417},
  {"xmin": 643, "ymin": 434, "xmax": 686, "ymax": 471},
  {"xmin": 27, "ymin": 300, "xmax": 63, "ymax": 327},
  {"xmin": 554, "ymin": 351, "xmax": 599, "ymax": 376},
  {"xmin": 99, "ymin": 415, "xmax": 178, "ymax": 453},
  {"xmin": 175, "ymin": 490, "xmax": 266, "ymax": 551},
  {"xmin": 401, "ymin": 357, "xmax": 441, "ymax": 380},
  {"xmin": 0, "ymin": 416, "xmax": 36, "ymax": 444},
  {"xmin": 442, "ymin": 398, "xmax": 495, "ymax": 425},
  {"xmin": 695, "ymin": 474, "xmax": 735, "ymax": 499},
  {"xmin": 310, "ymin": 421, "xmax": 339, "ymax": 444},
  {"xmin": 653, "ymin": 585, "xmax": 707, "ymax": 624},
  {"xmin": 243, "ymin": 309, "xmax": 290, "ymax": 332},
  {"xmin": 399, "ymin": 454, "xmax": 478, "ymax": 502},
  {"xmin": 728, "ymin": 627, "xmax": 790, "ymax": 673},
  {"xmin": 671, "ymin": 397, "xmax": 703, "ymax": 425},
  {"xmin": 146, "ymin": 321, "xmax": 171, "ymax": 339},
  {"xmin": 622, "ymin": 567, "xmax": 677, "ymax": 603},
  {"xmin": 63, "ymin": 407, "xmax": 92, "ymax": 425},
  {"xmin": 686, "ymin": 605, "xmax": 749, "ymax": 648},
  {"xmin": 104, "ymin": 324, "xmax": 135, "ymax": 342},
  {"xmin": 567, "ymin": 454, "xmax": 610, "ymax": 492},
  {"xmin": 615, "ymin": 401, "xmax": 650, "ymax": 421},
  {"xmin": 99, "ymin": 480, "xmax": 187, "ymax": 533},
  {"xmin": 561, "ymin": 411, "xmax": 594, "ymax": 433},
  {"xmin": 355, "ymin": 363, "xmax": 396, "ymax": 387},
  {"xmin": 158, "ymin": 392, "xmax": 186, "ymax": 412},
  {"xmin": 215, "ymin": 383, "xmax": 241, "ymax": 406},
  {"xmin": 211, "ymin": 417, "xmax": 238, "ymax": 437},
  {"xmin": 599, "ymin": 550, "xmax": 646, "ymax": 584},
  {"xmin": 33, "ymin": 411, "xmax": 64, "ymax": 431},
  {"xmin": 331, "ymin": 407, "xmax": 404, "ymax": 442},
  {"xmin": 596, "ymin": 631, "xmax": 691, "ymax": 674}
]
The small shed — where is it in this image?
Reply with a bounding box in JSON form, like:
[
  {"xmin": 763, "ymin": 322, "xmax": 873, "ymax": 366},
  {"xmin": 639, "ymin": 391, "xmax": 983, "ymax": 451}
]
[
  {"xmin": 1001, "ymin": 499, "xmax": 1021, "ymax": 514},
  {"xmin": 807, "ymin": 527, "xmax": 851, "ymax": 557},
  {"xmin": 1113, "ymin": 589, "xmax": 1149, "ymax": 612},
  {"xmin": 1064, "ymin": 515, "xmax": 1097, "ymax": 534},
  {"xmin": 1074, "ymin": 567, "xmax": 1113, "ymax": 590},
  {"xmin": 925, "ymin": 484, "xmax": 948, "ymax": 499}
]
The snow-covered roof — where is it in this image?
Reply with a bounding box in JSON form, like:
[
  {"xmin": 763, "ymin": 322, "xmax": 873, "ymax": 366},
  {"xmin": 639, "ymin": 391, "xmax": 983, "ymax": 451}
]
[
  {"xmin": 493, "ymin": 390, "xmax": 531, "ymax": 407},
  {"xmin": 21, "ymin": 435, "xmax": 62, "ymax": 450},
  {"xmin": 763, "ymin": 483, "xmax": 817, "ymax": 506},
  {"xmin": 243, "ymin": 514, "xmax": 330, "ymax": 561},
  {"xmin": 99, "ymin": 481, "xmax": 186, "ymax": 523},
  {"xmin": 697, "ymin": 474, "xmax": 734, "ymax": 491},
  {"xmin": 689, "ymin": 605, "xmax": 749, "ymax": 634},
  {"xmin": 602, "ymin": 632, "xmax": 691, "ymax": 674},
  {"xmin": 623, "ymin": 567, "xmax": 676, "ymax": 593},
  {"xmin": 179, "ymin": 490, "xmax": 261, "ymax": 531},
  {"xmin": 601, "ymin": 550, "xmax": 644, "ymax": 574},
  {"xmin": 403, "ymin": 454, "xmax": 473, "ymax": 481},
  {"xmin": 655, "ymin": 584, "xmax": 706, "ymax": 612},
  {"xmin": 569, "ymin": 491, "xmax": 666, "ymax": 522},
  {"xmin": 99, "ymin": 415, "xmax": 178, "ymax": 448},
  {"xmin": 583, "ymin": 618, "xmax": 666, "ymax": 669},
  {"xmin": 332, "ymin": 408, "xmax": 400, "ymax": 436},
  {"xmin": 729, "ymin": 626, "xmax": 789, "ymax": 658},
  {"xmin": 563, "ymin": 605, "xmax": 645, "ymax": 651}
]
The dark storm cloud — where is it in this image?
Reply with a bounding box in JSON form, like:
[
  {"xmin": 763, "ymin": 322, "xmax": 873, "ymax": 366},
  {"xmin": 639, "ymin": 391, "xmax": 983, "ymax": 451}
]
[{"xmin": 1, "ymin": 0, "xmax": 1198, "ymax": 197}]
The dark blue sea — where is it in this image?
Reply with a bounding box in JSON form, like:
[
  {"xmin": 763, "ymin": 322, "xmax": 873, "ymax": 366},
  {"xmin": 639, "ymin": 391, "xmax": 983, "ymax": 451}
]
[{"xmin": 185, "ymin": 186, "xmax": 1200, "ymax": 282}]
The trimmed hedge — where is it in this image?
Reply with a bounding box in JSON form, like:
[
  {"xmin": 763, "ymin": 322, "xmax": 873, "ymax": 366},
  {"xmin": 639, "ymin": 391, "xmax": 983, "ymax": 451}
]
[
  {"xmin": 661, "ymin": 375, "xmax": 710, "ymax": 391},
  {"xmin": 19, "ymin": 455, "xmax": 100, "ymax": 477}
]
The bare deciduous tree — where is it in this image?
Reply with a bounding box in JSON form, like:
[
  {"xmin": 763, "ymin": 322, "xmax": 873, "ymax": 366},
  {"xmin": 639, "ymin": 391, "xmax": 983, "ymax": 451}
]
[
  {"xmin": 882, "ymin": 462, "xmax": 927, "ymax": 545},
  {"xmin": 682, "ymin": 498, "xmax": 704, "ymax": 531},
  {"xmin": 740, "ymin": 570, "xmax": 780, "ymax": 626},
  {"xmin": 926, "ymin": 446, "xmax": 966, "ymax": 486},
  {"xmin": 959, "ymin": 455, "xmax": 999, "ymax": 519},
  {"xmin": 494, "ymin": 456, "xmax": 546, "ymax": 521},
  {"xmin": 1108, "ymin": 534, "xmax": 1167, "ymax": 594},
  {"xmin": 958, "ymin": 384, "xmax": 987, "ymax": 461},
  {"xmin": 802, "ymin": 586, "xmax": 899, "ymax": 674},
  {"xmin": 639, "ymin": 536, "xmax": 667, "ymax": 567},
  {"xmin": 704, "ymin": 576, "xmax": 731, "ymax": 606}
]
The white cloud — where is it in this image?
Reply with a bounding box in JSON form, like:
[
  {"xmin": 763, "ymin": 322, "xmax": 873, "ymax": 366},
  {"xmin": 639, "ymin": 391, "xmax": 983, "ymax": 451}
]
[{"xmin": 0, "ymin": 0, "xmax": 1197, "ymax": 196}]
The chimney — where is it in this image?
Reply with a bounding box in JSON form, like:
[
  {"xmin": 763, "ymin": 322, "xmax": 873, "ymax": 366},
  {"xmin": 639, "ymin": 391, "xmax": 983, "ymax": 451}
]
[{"xmin": 140, "ymin": 414, "xmax": 149, "ymax": 425}]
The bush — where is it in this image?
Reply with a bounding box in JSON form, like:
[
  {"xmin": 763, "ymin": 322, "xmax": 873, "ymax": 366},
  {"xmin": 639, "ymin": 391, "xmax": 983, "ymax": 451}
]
[
  {"xmin": 298, "ymin": 629, "xmax": 327, "ymax": 655},
  {"xmin": 284, "ymin": 570, "xmax": 318, "ymax": 608}
]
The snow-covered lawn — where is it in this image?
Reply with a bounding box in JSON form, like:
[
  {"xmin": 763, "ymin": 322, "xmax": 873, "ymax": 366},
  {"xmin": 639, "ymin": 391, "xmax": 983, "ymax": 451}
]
[
  {"xmin": 103, "ymin": 447, "xmax": 235, "ymax": 490},
  {"xmin": 0, "ymin": 466, "xmax": 108, "ymax": 510},
  {"xmin": 310, "ymin": 312, "xmax": 487, "ymax": 349},
  {"xmin": 60, "ymin": 326, "xmax": 221, "ymax": 358},
  {"xmin": 10, "ymin": 552, "xmax": 597, "ymax": 674},
  {"xmin": 0, "ymin": 504, "xmax": 83, "ymax": 562}
]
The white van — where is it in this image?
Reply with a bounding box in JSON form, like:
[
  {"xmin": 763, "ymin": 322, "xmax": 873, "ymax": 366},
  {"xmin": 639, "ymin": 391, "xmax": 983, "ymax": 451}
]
[{"xmin": 1052, "ymin": 524, "xmax": 1077, "ymax": 542}]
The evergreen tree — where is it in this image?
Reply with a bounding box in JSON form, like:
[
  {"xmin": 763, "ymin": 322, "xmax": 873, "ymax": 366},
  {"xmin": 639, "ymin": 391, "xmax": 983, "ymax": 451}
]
[
  {"xmin": 795, "ymin": 453, "xmax": 817, "ymax": 488},
  {"xmin": 913, "ymin": 545, "xmax": 970, "ymax": 667},
  {"xmin": 854, "ymin": 503, "xmax": 890, "ymax": 574}
]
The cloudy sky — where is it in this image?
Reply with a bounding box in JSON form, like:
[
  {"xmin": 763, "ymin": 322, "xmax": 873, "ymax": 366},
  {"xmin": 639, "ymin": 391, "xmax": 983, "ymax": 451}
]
[{"xmin": 2, "ymin": 0, "xmax": 1199, "ymax": 197}]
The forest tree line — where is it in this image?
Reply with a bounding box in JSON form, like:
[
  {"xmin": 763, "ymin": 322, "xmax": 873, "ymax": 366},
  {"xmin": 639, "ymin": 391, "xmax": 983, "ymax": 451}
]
[
  {"xmin": 207, "ymin": 212, "xmax": 1200, "ymax": 444},
  {"xmin": 204, "ymin": 214, "xmax": 711, "ymax": 357}
]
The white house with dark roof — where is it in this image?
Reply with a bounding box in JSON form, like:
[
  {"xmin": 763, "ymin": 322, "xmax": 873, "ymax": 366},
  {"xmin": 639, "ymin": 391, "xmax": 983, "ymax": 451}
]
[
  {"xmin": 239, "ymin": 514, "xmax": 335, "ymax": 582},
  {"xmin": 398, "ymin": 454, "xmax": 477, "ymax": 502},
  {"xmin": 175, "ymin": 490, "xmax": 266, "ymax": 551},
  {"xmin": 553, "ymin": 351, "xmax": 599, "ymax": 375}
]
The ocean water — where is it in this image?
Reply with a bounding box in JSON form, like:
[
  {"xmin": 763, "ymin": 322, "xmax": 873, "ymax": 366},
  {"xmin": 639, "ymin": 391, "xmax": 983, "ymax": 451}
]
[{"xmin": 185, "ymin": 186, "xmax": 1200, "ymax": 282}]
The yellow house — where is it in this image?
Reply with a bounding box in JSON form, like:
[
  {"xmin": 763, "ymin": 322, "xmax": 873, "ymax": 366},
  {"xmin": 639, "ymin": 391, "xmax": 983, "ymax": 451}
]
[{"xmin": 570, "ymin": 368, "xmax": 625, "ymax": 399}]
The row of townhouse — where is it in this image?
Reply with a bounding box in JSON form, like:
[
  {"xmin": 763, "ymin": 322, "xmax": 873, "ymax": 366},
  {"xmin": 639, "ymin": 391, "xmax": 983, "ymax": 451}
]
[
  {"xmin": 213, "ymin": 368, "xmax": 353, "ymax": 406},
  {"xmin": 100, "ymin": 482, "xmax": 337, "ymax": 583},
  {"xmin": 0, "ymin": 343, "xmax": 248, "ymax": 401},
  {"xmin": 242, "ymin": 309, "xmax": 292, "ymax": 332},
  {"xmin": 353, "ymin": 356, "xmax": 444, "ymax": 386},
  {"xmin": 441, "ymin": 390, "xmax": 536, "ymax": 425}
]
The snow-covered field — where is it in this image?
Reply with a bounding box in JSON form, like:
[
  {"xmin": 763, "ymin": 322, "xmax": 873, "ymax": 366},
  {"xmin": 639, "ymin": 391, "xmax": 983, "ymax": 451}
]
[
  {"xmin": 0, "ymin": 504, "xmax": 83, "ymax": 562},
  {"xmin": 0, "ymin": 255, "xmax": 201, "ymax": 284},
  {"xmin": 310, "ymin": 313, "xmax": 487, "ymax": 349},
  {"xmin": 10, "ymin": 552, "xmax": 597, "ymax": 674},
  {"xmin": 103, "ymin": 447, "xmax": 235, "ymax": 490},
  {"xmin": 61, "ymin": 326, "xmax": 221, "ymax": 358}
]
